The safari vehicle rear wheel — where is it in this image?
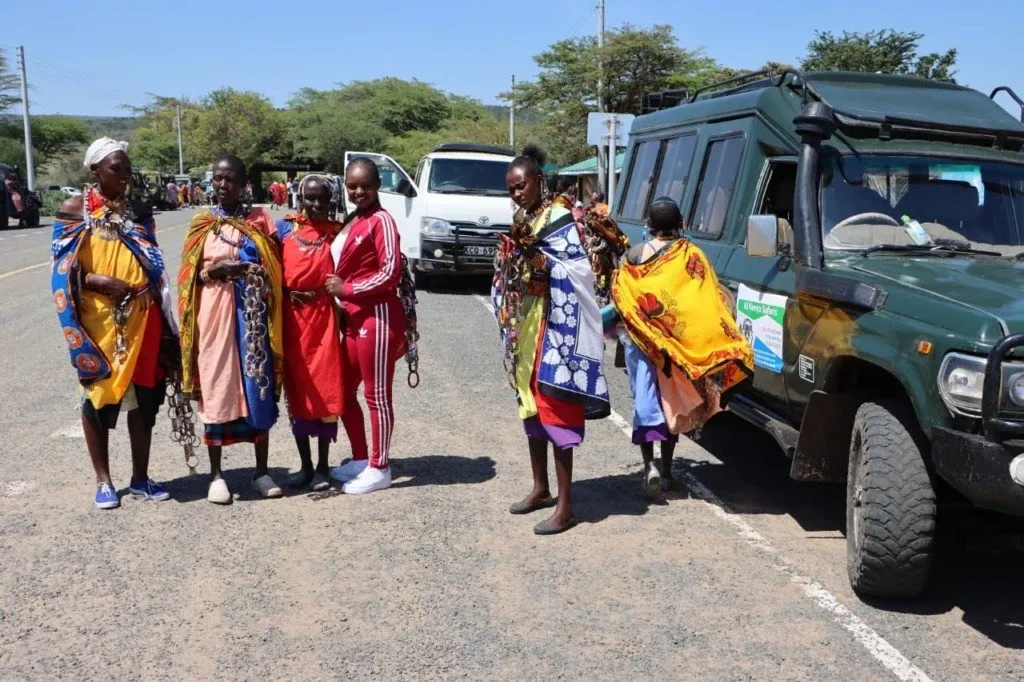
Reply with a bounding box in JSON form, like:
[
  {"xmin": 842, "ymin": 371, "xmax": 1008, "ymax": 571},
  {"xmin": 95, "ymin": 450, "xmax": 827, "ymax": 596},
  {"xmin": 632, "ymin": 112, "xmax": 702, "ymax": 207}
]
[{"xmin": 846, "ymin": 400, "xmax": 936, "ymax": 598}]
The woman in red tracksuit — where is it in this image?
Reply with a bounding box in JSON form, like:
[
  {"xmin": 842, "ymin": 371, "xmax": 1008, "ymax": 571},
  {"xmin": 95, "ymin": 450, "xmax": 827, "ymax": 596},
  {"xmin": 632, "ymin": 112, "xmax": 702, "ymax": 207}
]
[{"xmin": 325, "ymin": 157, "xmax": 406, "ymax": 494}]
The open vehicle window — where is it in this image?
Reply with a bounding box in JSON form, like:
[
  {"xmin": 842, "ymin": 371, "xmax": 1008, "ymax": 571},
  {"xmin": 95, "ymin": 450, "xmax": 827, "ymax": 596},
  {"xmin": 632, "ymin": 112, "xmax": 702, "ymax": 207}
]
[
  {"xmin": 353, "ymin": 153, "xmax": 405, "ymax": 193},
  {"xmin": 689, "ymin": 136, "xmax": 745, "ymax": 238},
  {"xmin": 618, "ymin": 140, "xmax": 660, "ymax": 221},
  {"xmin": 653, "ymin": 134, "xmax": 698, "ymax": 206},
  {"xmin": 822, "ymin": 155, "xmax": 1024, "ymax": 256},
  {"xmin": 427, "ymin": 158, "xmax": 509, "ymax": 196}
]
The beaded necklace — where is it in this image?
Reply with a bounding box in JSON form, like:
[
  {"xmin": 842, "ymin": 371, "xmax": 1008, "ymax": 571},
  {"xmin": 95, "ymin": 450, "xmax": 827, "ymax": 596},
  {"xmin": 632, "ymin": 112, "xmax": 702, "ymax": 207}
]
[
  {"xmin": 84, "ymin": 186, "xmax": 131, "ymax": 241},
  {"xmin": 210, "ymin": 203, "xmax": 249, "ymax": 249}
]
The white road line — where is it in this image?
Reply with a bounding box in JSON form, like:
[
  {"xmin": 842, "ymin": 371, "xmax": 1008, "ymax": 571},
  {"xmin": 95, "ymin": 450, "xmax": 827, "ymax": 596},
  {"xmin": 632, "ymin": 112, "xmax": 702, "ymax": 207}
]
[
  {"xmin": 1, "ymin": 481, "xmax": 37, "ymax": 497},
  {"xmin": 474, "ymin": 291, "xmax": 931, "ymax": 682},
  {"xmin": 13, "ymin": 233, "xmax": 28, "ymax": 238},
  {"xmin": 50, "ymin": 422, "xmax": 84, "ymax": 439}
]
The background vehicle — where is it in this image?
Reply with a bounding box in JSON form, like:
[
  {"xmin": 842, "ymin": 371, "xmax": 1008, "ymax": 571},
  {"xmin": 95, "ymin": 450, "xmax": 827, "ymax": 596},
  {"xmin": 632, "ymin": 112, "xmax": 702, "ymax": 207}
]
[
  {"xmin": 344, "ymin": 143, "xmax": 515, "ymax": 287},
  {"xmin": 618, "ymin": 71, "xmax": 1024, "ymax": 598},
  {"xmin": 128, "ymin": 168, "xmax": 154, "ymax": 219},
  {"xmin": 0, "ymin": 163, "xmax": 41, "ymax": 228},
  {"xmin": 59, "ymin": 186, "xmax": 82, "ymax": 196}
]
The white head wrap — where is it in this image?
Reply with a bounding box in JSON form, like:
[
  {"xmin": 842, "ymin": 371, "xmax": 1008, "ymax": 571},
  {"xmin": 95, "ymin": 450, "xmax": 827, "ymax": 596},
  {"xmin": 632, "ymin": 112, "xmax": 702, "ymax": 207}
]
[{"xmin": 83, "ymin": 137, "xmax": 129, "ymax": 168}]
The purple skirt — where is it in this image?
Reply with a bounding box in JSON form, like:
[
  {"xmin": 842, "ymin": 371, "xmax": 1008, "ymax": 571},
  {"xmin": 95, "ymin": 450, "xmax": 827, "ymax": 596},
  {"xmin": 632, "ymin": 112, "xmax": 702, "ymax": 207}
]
[
  {"xmin": 290, "ymin": 417, "xmax": 339, "ymax": 441},
  {"xmin": 523, "ymin": 416, "xmax": 584, "ymax": 449},
  {"xmin": 632, "ymin": 423, "xmax": 679, "ymax": 445}
]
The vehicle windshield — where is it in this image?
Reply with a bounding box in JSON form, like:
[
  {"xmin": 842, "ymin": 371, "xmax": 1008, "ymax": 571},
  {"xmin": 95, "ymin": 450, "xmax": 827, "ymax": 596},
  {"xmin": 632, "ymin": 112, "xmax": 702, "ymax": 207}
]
[
  {"xmin": 821, "ymin": 154, "xmax": 1024, "ymax": 256},
  {"xmin": 428, "ymin": 158, "xmax": 509, "ymax": 196}
]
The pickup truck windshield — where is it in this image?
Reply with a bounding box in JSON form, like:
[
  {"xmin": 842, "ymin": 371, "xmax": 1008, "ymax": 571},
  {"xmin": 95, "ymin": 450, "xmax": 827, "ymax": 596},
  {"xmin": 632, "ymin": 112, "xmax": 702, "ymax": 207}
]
[
  {"xmin": 821, "ymin": 154, "xmax": 1024, "ymax": 256},
  {"xmin": 429, "ymin": 159, "xmax": 509, "ymax": 196}
]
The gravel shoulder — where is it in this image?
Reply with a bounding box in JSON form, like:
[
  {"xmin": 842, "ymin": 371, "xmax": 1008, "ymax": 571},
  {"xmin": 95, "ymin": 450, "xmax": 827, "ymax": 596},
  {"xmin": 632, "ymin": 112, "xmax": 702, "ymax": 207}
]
[{"xmin": 0, "ymin": 208, "xmax": 1020, "ymax": 680}]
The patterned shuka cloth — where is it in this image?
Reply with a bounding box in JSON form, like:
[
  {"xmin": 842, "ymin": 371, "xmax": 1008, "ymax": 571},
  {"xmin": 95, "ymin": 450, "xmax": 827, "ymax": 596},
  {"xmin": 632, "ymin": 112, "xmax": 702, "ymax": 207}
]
[
  {"xmin": 611, "ymin": 238, "xmax": 754, "ymax": 434},
  {"xmin": 51, "ymin": 189, "xmax": 177, "ymax": 398},
  {"xmin": 493, "ymin": 202, "xmax": 611, "ymax": 447},
  {"xmin": 177, "ymin": 207, "xmax": 284, "ymax": 443}
]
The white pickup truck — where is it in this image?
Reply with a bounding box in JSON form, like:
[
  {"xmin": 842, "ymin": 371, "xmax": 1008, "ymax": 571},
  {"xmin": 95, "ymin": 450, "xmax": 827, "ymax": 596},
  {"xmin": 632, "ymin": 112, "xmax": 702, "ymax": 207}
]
[{"xmin": 344, "ymin": 144, "xmax": 516, "ymax": 287}]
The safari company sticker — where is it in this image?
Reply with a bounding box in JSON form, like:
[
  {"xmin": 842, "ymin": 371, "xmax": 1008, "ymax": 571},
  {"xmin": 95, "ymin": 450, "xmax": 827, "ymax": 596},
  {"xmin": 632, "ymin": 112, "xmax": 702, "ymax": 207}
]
[{"xmin": 737, "ymin": 284, "xmax": 786, "ymax": 373}]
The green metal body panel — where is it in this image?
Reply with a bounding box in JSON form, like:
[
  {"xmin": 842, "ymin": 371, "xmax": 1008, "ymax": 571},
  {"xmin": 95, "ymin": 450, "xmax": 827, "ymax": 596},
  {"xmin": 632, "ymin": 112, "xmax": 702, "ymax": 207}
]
[{"xmin": 615, "ymin": 71, "xmax": 1024, "ymax": 452}]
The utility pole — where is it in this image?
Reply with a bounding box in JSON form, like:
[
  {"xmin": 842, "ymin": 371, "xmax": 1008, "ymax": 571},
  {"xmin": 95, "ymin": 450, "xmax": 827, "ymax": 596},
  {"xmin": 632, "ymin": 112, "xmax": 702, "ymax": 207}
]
[
  {"xmin": 606, "ymin": 115, "xmax": 617, "ymax": 213},
  {"xmin": 509, "ymin": 74, "xmax": 515, "ymax": 151},
  {"xmin": 175, "ymin": 103, "xmax": 184, "ymax": 174},
  {"xmin": 597, "ymin": 0, "xmax": 605, "ymax": 114},
  {"xmin": 16, "ymin": 46, "xmax": 35, "ymax": 191},
  {"xmin": 595, "ymin": 0, "xmax": 607, "ymax": 195}
]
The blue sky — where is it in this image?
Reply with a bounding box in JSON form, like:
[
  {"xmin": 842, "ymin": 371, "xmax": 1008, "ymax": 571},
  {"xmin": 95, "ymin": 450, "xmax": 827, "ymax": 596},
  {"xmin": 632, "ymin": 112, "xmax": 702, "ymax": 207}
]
[{"xmin": 4, "ymin": 0, "xmax": 1022, "ymax": 118}]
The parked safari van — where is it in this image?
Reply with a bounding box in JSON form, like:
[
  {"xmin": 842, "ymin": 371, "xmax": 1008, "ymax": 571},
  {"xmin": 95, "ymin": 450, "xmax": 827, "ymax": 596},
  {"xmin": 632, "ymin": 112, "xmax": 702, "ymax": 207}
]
[
  {"xmin": 344, "ymin": 144, "xmax": 515, "ymax": 287},
  {"xmin": 616, "ymin": 71, "xmax": 1024, "ymax": 598}
]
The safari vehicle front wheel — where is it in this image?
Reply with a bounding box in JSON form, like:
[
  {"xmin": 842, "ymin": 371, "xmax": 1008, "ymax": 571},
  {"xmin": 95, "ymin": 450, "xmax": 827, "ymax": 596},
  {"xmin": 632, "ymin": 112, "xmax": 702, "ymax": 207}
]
[{"xmin": 846, "ymin": 400, "xmax": 936, "ymax": 598}]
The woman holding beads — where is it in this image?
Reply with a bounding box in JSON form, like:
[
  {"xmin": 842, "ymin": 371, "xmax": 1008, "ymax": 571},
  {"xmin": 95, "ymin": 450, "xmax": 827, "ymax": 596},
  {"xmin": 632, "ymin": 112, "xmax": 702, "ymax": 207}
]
[
  {"xmin": 51, "ymin": 138, "xmax": 180, "ymax": 509},
  {"xmin": 178, "ymin": 154, "xmax": 285, "ymax": 504},
  {"xmin": 493, "ymin": 145, "xmax": 613, "ymax": 535},
  {"xmin": 276, "ymin": 175, "xmax": 345, "ymax": 491}
]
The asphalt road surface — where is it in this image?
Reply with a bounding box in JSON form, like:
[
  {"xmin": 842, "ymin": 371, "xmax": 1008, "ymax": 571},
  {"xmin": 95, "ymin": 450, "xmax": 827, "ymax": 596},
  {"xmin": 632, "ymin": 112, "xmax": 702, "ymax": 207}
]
[{"xmin": 1, "ymin": 208, "xmax": 1022, "ymax": 680}]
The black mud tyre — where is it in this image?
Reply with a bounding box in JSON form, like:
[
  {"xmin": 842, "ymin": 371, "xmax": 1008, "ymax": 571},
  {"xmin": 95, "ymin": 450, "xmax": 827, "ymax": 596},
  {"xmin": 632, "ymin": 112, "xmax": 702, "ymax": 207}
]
[
  {"xmin": 23, "ymin": 204, "xmax": 40, "ymax": 228},
  {"xmin": 846, "ymin": 400, "xmax": 936, "ymax": 598},
  {"xmin": 413, "ymin": 267, "xmax": 433, "ymax": 292}
]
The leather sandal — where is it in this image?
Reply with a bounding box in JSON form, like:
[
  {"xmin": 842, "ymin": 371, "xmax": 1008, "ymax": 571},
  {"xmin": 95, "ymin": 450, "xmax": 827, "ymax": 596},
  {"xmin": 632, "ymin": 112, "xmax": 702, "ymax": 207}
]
[
  {"xmin": 533, "ymin": 516, "xmax": 578, "ymax": 535},
  {"xmin": 509, "ymin": 496, "xmax": 556, "ymax": 515}
]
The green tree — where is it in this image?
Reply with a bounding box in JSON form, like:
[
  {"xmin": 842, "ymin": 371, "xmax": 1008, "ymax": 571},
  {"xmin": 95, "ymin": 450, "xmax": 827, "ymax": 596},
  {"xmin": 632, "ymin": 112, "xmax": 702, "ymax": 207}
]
[
  {"xmin": 0, "ymin": 49, "xmax": 20, "ymax": 113},
  {"xmin": 284, "ymin": 79, "xmax": 495, "ymax": 172},
  {"xmin": 0, "ymin": 136, "xmax": 25, "ymax": 168},
  {"xmin": 504, "ymin": 24, "xmax": 723, "ymax": 164},
  {"xmin": 801, "ymin": 30, "xmax": 958, "ymax": 82},
  {"xmin": 31, "ymin": 116, "xmax": 89, "ymax": 163},
  {"xmin": 130, "ymin": 95, "xmax": 200, "ymax": 171},
  {"xmin": 190, "ymin": 89, "xmax": 284, "ymax": 170}
]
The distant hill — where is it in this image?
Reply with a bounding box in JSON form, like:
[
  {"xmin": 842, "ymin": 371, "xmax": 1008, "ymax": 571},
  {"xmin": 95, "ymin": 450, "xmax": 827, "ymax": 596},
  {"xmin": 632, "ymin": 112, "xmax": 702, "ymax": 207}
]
[
  {"xmin": 483, "ymin": 105, "xmax": 544, "ymax": 125},
  {"xmin": 0, "ymin": 114, "xmax": 141, "ymax": 140}
]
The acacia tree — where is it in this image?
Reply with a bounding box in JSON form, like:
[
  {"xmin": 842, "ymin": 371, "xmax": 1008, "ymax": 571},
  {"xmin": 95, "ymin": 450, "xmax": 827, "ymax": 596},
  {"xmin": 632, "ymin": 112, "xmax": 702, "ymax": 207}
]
[
  {"xmin": 0, "ymin": 50, "xmax": 20, "ymax": 113},
  {"xmin": 504, "ymin": 24, "xmax": 723, "ymax": 164},
  {"xmin": 801, "ymin": 30, "xmax": 958, "ymax": 82}
]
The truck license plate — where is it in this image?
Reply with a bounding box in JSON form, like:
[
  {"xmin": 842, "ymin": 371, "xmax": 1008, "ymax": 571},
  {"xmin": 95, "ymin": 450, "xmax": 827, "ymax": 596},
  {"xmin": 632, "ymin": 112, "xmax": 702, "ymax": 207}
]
[{"xmin": 465, "ymin": 245, "xmax": 495, "ymax": 256}]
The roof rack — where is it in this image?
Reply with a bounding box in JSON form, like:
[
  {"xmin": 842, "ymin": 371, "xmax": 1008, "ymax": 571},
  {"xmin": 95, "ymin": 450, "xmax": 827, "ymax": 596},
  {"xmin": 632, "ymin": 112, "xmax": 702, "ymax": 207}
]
[
  {"xmin": 640, "ymin": 88, "xmax": 689, "ymax": 114},
  {"xmin": 990, "ymin": 86, "xmax": 1024, "ymax": 123},
  {"xmin": 688, "ymin": 68, "xmax": 802, "ymax": 103},
  {"xmin": 640, "ymin": 69, "xmax": 805, "ymax": 113},
  {"xmin": 433, "ymin": 142, "xmax": 515, "ymax": 156}
]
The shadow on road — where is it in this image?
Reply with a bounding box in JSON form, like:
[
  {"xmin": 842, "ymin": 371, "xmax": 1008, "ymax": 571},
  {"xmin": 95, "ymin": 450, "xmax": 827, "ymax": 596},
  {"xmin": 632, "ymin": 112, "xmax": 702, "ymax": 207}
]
[
  {"xmin": 418, "ymin": 275, "xmax": 492, "ymax": 297},
  {"xmin": 390, "ymin": 454, "xmax": 497, "ymax": 488},
  {"xmin": 695, "ymin": 412, "xmax": 1024, "ymax": 649},
  {"xmin": 162, "ymin": 466, "xmax": 293, "ymax": 503},
  {"xmin": 693, "ymin": 413, "xmax": 845, "ymax": 532},
  {"xmin": 574, "ymin": 471, "xmax": 687, "ymax": 524}
]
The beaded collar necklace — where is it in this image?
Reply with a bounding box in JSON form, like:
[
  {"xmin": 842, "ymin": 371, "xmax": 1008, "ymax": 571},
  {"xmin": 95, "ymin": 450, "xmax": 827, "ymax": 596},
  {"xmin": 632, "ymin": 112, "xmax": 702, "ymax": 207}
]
[{"xmin": 84, "ymin": 186, "xmax": 131, "ymax": 241}]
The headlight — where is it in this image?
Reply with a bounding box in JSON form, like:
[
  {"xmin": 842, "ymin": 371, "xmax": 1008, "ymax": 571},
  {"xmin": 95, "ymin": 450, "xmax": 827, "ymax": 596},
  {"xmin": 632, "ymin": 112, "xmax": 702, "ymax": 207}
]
[
  {"xmin": 1009, "ymin": 372, "xmax": 1024, "ymax": 406},
  {"xmin": 421, "ymin": 217, "xmax": 452, "ymax": 237},
  {"xmin": 938, "ymin": 353, "xmax": 986, "ymax": 415}
]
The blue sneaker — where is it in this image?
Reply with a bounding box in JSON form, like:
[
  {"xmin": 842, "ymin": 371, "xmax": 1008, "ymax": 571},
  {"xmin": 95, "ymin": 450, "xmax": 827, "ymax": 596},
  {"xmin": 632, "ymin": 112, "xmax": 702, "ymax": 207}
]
[
  {"xmin": 128, "ymin": 479, "xmax": 171, "ymax": 501},
  {"xmin": 94, "ymin": 482, "xmax": 120, "ymax": 510}
]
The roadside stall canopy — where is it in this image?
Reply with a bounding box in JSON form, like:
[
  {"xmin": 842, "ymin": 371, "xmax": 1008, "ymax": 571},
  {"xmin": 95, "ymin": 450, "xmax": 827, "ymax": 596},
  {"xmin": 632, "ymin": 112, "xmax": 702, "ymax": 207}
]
[{"xmin": 557, "ymin": 152, "xmax": 626, "ymax": 177}]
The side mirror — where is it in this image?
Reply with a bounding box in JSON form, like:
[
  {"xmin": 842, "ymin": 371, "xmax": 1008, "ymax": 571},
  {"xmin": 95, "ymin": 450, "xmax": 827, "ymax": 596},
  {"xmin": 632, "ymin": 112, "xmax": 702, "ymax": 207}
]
[
  {"xmin": 746, "ymin": 215, "xmax": 780, "ymax": 258},
  {"xmin": 396, "ymin": 177, "xmax": 417, "ymax": 198}
]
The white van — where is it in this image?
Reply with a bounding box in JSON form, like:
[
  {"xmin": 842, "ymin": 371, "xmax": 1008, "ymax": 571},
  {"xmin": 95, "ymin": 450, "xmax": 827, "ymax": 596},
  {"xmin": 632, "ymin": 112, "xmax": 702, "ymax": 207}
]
[{"xmin": 344, "ymin": 144, "xmax": 515, "ymax": 286}]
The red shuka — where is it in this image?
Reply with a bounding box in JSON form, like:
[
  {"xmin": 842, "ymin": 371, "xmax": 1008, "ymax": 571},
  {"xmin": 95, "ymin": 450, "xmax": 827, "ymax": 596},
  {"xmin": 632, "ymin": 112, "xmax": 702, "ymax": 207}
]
[{"xmin": 279, "ymin": 215, "xmax": 344, "ymax": 421}]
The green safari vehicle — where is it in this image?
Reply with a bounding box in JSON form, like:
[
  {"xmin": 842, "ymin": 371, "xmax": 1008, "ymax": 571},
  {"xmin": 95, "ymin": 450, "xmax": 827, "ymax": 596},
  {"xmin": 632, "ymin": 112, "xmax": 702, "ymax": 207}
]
[{"xmin": 615, "ymin": 71, "xmax": 1024, "ymax": 598}]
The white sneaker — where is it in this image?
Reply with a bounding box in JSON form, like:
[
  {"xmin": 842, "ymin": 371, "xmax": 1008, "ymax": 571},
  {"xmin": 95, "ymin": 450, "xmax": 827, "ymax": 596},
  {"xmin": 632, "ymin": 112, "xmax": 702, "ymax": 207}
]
[
  {"xmin": 330, "ymin": 459, "xmax": 368, "ymax": 483},
  {"xmin": 342, "ymin": 466, "xmax": 392, "ymax": 495},
  {"xmin": 208, "ymin": 478, "xmax": 232, "ymax": 505},
  {"xmin": 253, "ymin": 474, "xmax": 283, "ymax": 499}
]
